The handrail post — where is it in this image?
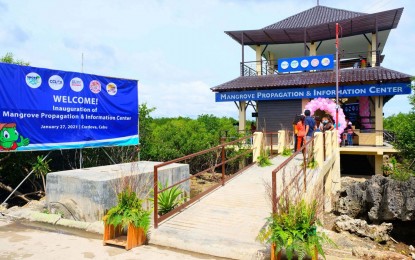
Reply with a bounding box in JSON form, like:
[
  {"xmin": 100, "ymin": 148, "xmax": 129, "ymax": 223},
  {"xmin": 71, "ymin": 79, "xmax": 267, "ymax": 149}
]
[
  {"xmin": 272, "ymin": 171, "xmax": 277, "ymax": 214},
  {"xmin": 153, "ymin": 165, "xmax": 159, "ymax": 229},
  {"xmin": 323, "ymin": 132, "xmax": 326, "ymax": 161},
  {"xmin": 221, "ymin": 137, "xmax": 226, "ymax": 186},
  {"xmin": 303, "ymin": 144, "xmax": 307, "ymax": 192}
]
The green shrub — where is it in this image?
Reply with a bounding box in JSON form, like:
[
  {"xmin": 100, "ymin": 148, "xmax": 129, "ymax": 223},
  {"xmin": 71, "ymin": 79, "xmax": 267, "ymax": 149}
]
[
  {"xmin": 150, "ymin": 181, "xmax": 186, "ymax": 216},
  {"xmin": 282, "ymin": 147, "xmax": 292, "ymax": 157},
  {"xmin": 257, "ymin": 199, "xmax": 335, "ymax": 260},
  {"xmin": 390, "ymin": 168, "xmax": 413, "ymax": 182},
  {"xmin": 258, "ymin": 148, "xmax": 272, "ymax": 167}
]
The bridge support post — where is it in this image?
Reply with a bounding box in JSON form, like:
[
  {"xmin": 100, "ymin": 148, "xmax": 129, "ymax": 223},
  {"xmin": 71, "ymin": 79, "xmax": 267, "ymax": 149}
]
[
  {"xmin": 252, "ymin": 132, "xmax": 263, "ymax": 163},
  {"xmin": 314, "ymin": 132, "xmax": 324, "ymax": 167},
  {"xmin": 221, "ymin": 137, "xmax": 226, "ymax": 186},
  {"xmin": 277, "ymin": 130, "xmax": 285, "ymax": 154}
]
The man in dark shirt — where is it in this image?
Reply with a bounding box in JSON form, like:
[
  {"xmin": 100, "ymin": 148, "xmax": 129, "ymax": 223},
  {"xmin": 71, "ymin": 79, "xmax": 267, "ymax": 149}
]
[{"xmin": 304, "ymin": 109, "xmax": 316, "ymax": 143}]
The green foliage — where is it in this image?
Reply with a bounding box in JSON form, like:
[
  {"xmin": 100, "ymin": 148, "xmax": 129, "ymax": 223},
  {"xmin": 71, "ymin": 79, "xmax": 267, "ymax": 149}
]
[
  {"xmin": 257, "ymin": 148, "xmax": 272, "ymax": 167},
  {"xmin": 0, "ymin": 52, "xmax": 30, "ymax": 66},
  {"xmin": 384, "ymin": 112, "xmax": 415, "ymax": 161},
  {"xmin": 149, "ymin": 181, "xmax": 186, "ymax": 216},
  {"xmin": 307, "ymin": 158, "xmax": 318, "ymax": 169},
  {"xmin": 390, "ymin": 168, "xmax": 413, "ymax": 182},
  {"xmin": 103, "ymin": 188, "xmax": 151, "ymax": 233},
  {"xmin": 257, "ymin": 199, "xmax": 335, "ymax": 260},
  {"xmin": 32, "ymin": 155, "xmax": 51, "ymax": 178},
  {"xmin": 282, "ymin": 147, "xmax": 292, "ymax": 157}
]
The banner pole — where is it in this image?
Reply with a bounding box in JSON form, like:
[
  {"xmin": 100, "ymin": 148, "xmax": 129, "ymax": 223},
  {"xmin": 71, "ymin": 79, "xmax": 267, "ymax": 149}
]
[
  {"xmin": 80, "ymin": 149, "xmax": 83, "ymax": 169},
  {"xmin": 1, "ymin": 151, "xmax": 52, "ymax": 207}
]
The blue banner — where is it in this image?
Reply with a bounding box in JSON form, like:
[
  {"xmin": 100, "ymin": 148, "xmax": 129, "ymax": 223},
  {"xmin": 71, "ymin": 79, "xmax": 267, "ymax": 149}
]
[
  {"xmin": 0, "ymin": 63, "xmax": 138, "ymax": 151},
  {"xmin": 278, "ymin": 54, "xmax": 334, "ymax": 73},
  {"xmin": 215, "ymin": 83, "xmax": 411, "ymax": 102}
]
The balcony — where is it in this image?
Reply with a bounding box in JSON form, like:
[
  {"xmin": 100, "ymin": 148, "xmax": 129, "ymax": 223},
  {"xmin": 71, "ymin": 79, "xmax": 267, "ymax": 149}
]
[{"xmin": 240, "ymin": 50, "xmax": 382, "ymax": 77}]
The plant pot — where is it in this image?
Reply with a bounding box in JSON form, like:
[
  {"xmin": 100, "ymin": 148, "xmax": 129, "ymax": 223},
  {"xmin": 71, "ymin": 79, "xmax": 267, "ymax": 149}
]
[
  {"xmin": 271, "ymin": 243, "xmax": 318, "ymax": 260},
  {"xmin": 103, "ymin": 223, "xmax": 146, "ymax": 250}
]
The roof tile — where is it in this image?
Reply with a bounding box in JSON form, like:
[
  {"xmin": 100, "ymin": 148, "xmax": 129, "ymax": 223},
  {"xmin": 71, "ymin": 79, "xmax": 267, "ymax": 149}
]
[{"xmin": 211, "ymin": 67, "xmax": 412, "ymax": 92}]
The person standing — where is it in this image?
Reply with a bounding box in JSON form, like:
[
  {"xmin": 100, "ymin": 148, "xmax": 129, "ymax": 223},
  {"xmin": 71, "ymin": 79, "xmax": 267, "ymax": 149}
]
[
  {"xmin": 304, "ymin": 110, "xmax": 316, "ymax": 143},
  {"xmin": 292, "ymin": 114, "xmax": 301, "ymax": 151},
  {"xmin": 304, "ymin": 110, "xmax": 316, "ymax": 160},
  {"xmin": 346, "ymin": 122, "xmax": 354, "ymax": 146},
  {"xmin": 296, "ymin": 115, "xmax": 306, "ymax": 151}
]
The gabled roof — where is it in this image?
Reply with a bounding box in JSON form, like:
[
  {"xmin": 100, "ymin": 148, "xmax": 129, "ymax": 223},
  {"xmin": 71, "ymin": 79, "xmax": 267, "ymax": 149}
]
[
  {"xmin": 263, "ymin": 5, "xmax": 366, "ymax": 30},
  {"xmin": 211, "ymin": 67, "xmax": 412, "ymax": 92},
  {"xmin": 225, "ymin": 7, "xmax": 403, "ymax": 45}
]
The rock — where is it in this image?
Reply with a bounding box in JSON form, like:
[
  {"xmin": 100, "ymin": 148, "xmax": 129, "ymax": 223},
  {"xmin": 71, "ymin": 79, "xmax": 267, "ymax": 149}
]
[
  {"xmin": 335, "ymin": 175, "xmax": 415, "ymax": 222},
  {"xmin": 411, "ymin": 252, "xmax": 415, "ymax": 260},
  {"xmin": 22, "ymin": 199, "xmax": 47, "ymax": 212},
  {"xmin": 410, "ymin": 245, "xmax": 415, "ymax": 252},
  {"xmin": 334, "ymin": 215, "xmax": 392, "ymax": 242},
  {"xmin": 352, "ymin": 246, "xmax": 409, "ymax": 259}
]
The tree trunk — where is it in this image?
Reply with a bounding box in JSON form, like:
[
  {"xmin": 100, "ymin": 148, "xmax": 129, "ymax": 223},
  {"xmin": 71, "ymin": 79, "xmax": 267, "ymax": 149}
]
[{"xmin": 0, "ymin": 181, "xmax": 31, "ymax": 203}]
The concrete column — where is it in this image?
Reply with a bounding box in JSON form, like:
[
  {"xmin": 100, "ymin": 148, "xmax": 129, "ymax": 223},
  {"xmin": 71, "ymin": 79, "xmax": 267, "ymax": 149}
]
[
  {"xmin": 252, "ymin": 131, "xmax": 263, "ymax": 163},
  {"xmin": 375, "ymin": 154, "xmax": 383, "ymax": 175},
  {"xmin": 333, "ymin": 130, "xmax": 339, "ymax": 149},
  {"xmin": 256, "ymin": 45, "xmax": 263, "ymax": 75},
  {"xmin": 238, "ymin": 101, "xmax": 246, "ymax": 133},
  {"xmin": 371, "ymin": 33, "xmax": 377, "ymax": 67},
  {"xmin": 314, "ymin": 132, "xmax": 324, "ymax": 167},
  {"xmin": 332, "ymin": 147, "xmax": 341, "ymax": 193},
  {"xmin": 278, "ymin": 130, "xmax": 285, "ymax": 154},
  {"xmin": 375, "ymin": 96, "xmax": 383, "ymax": 146},
  {"xmin": 309, "ymin": 42, "xmax": 317, "ymax": 56},
  {"xmin": 326, "ymin": 131, "xmax": 332, "ymax": 158}
]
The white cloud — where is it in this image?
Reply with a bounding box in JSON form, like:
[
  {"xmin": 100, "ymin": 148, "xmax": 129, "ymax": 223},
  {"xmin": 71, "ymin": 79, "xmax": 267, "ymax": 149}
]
[{"xmin": 0, "ymin": 0, "xmax": 413, "ymax": 120}]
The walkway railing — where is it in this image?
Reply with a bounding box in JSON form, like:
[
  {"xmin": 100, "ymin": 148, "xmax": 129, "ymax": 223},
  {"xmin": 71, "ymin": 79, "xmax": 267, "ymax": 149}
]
[
  {"xmin": 153, "ymin": 134, "xmax": 254, "ymax": 228},
  {"xmin": 271, "ymin": 133, "xmax": 325, "ymax": 214}
]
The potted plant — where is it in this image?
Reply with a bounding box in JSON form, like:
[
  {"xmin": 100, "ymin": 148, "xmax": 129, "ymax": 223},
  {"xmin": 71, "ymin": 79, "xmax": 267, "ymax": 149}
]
[
  {"xmin": 257, "ymin": 198, "xmax": 334, "ymax": 260},
  {"xmin": 103, "ymin": 187, "xmax": 151, "ymax": 250}
]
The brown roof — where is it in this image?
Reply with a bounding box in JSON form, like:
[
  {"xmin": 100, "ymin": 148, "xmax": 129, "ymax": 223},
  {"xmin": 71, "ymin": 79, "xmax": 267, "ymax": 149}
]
[
  {"xmin": 263, "ymin": 5, "xmax": 366, "ymax": 30},
  {"xmin": 225, "ymin": 7, "xmax": 403, "ymax": 45},
  {"xmin": 211, "ymin": 67, "xmax": 412, "ymax": 92}
]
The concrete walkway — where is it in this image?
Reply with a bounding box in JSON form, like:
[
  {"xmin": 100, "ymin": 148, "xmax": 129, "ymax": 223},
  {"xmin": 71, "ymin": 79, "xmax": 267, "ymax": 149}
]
[
  {"xmin": 0, "ymin": 220, "xmax": 218, "ymax": 260},
  {"xmin": 150, "ymin": 155, "xmax": 302, "ymax": 260}
]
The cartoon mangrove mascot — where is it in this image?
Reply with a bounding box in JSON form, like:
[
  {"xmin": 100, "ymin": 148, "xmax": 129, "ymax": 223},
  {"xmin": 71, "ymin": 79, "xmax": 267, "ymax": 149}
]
[{"xmin": 0, "ymin": 123, "xmax": 30, "ymax": 151}]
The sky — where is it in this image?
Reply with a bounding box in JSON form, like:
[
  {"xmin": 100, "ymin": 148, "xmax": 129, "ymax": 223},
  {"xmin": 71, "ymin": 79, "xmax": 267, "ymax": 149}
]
[{"xmin": 0, "ymin": 0, "xmax": 413, "ymax": 119}]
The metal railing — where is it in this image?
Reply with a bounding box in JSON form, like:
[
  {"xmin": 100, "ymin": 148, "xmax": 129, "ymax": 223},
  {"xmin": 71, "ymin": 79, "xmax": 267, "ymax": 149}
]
[
  {"xmin": 240, "ymin": 60, "xmax": 276, "ymax": 76},
  {"xmin": 271, "ymin": 134, "xmax": 319, "ymax": 214},
  {"xmin": 263, "ymin": 131, "xmax": 279, "ymax": 155},
  {"xmin": 153, "ymin": 135, "xmax": 254, "ymax": 228},
  {"xmin": 239, "ymin": 50, "xmax": 382, "ymax": 77}
]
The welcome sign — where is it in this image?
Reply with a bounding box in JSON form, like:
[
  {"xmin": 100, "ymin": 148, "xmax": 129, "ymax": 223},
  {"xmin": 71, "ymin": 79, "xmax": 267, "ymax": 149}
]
[
  {"xmin": 0, "ymin": 63, "xmax": 139, "ymax": 151},
  {"xmin": 215, "ymin": 83, "xmax": 411, "ymax": 102}
]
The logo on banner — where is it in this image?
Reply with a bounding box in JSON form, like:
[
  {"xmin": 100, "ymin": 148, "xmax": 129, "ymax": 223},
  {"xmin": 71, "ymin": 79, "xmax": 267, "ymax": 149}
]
[
  {"xmin": 106, "ymin": 83, "xmax": 117, "ymax": 96},
  {"xmin": 311, "ymin": 58, "xmax": 319, "ymax": 67},
  {"xmin": 89, "ymin": 80, "xmax": 101, "ymax": 94},
  {"xmin": 48, "ymin": 75, "xmax": 64, "ymax": 90},
  {"xmin": 321, "ymin": 58, "xmax": 330, "ymax": 67},
  {"xmin": 70, "ymin": 77, "xmax": 84, "ymax": 92},
  {"xmin": 26, "ymin": 72, "xmax": 42, "ymax": 88}
]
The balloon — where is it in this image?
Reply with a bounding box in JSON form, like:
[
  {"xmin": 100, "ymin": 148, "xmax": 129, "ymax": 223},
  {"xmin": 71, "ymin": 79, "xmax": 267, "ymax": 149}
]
[{"xmin": 304, "ymin": 98, "xmax": 346, "ymax": 143}]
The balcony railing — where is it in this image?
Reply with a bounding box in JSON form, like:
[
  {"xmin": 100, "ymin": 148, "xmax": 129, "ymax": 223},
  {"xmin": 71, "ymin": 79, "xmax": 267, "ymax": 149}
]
[{"xmin": 240, "ymin": 50, "xmax": 381, "ymax": 77}]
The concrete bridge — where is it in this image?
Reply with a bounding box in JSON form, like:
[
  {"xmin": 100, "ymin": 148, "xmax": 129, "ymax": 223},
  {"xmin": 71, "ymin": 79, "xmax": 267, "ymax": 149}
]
[{"xmin": 149, "ymin": 131, "xmax": 341, "ymax": 259}]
